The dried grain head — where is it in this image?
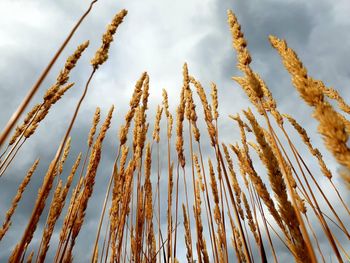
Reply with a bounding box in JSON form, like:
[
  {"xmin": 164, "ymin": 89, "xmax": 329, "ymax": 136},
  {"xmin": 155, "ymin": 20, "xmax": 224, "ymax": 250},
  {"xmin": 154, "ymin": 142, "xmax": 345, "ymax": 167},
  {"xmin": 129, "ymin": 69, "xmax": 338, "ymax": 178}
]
[
  {"xmin": 10, "ymin": 104, "xmax": 41, "ymax": 145},
  {"xmin": 244, "ymin": 67, "xmax": 264, "ymax": 99},
  {"xmin": 152, "ymin": 105, "xmax": 163, "ymax": 143},
  {"xmin": 227, "ymin": 10, "xmax": 252, "ymax": 70},
  {"xmin": 59, "ymin": 137, "xmax": 72, "ymax": 174},
  {"xmin": 211, "ymin": 82, "xmax": 219, "ymax": 120},
  {"xmin": 44, "ymin": 41, "xmax": 89, "ymax": 101},
  {"xmin": 194, "ymin": 154, "xmax": 204, "ymax": 192},
  {"xmin": 321, "ymin": 85, "xmax": 350, "ymax": 114},
  {"xmin": 57, "ymin": 41, "xmax": 90, "ymax": 86},
  {"xmin": 91, "ymin": 9, "xmax": 128, "ymax": 68},
  {"xmin": 162, "ymin": 88, "xmax": 170, "ymax": 118},
  {"xmin": 208, "ymin": 159, "xmax": 219, "ymax": 206},
  {"xmin": 269, "ymin": 35, "xmax": 323, "ymax": 106},
  {"xmin": 142, "ymin": 74, "xmax": 150, "ymax": 111},
  {"xmin": 176, "ymin": 105, "xmax": 185, "ymax": 167},
  {"xmin": 88, "ymin": 107, "xmax": 101, "ymax": 147}
]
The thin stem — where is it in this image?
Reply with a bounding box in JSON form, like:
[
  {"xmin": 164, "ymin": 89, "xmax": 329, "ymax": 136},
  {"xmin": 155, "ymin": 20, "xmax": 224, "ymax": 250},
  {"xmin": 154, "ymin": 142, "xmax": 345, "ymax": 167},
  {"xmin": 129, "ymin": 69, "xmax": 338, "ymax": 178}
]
[
  {"xmin": 182, "ymin": 167, "xmax": 194, "ymax": 263},
  {"xmin": 157, "ymin": 142, "xmax": 162, "ymax": 263},
  {"xmin": 91, "ymin": 148, "xmax": 121, "ymax": 262},
  {"xmin": 198, "ymin": 142, "xmax": 219, "ymax": 263},
  {"xmin": 0, "ymin": 103, "xmax": 41, "ymax": 177},
  {"xmin": 272, "ymin": 126, "xmax": 343, "ymax": 257},
  {"xmin": 216, "ymin": 145, "xmax": 252, "ymax": 263},
  {"xmin": 259, "ymin": 100, "xmax": 317, "ymax": 262},
  {"xmin": 329, "ymin": 179, "xmax": 350, "ymax": 216},
  {"xmin": 166, "ymin": 118, "xmax": 172, "ymax": 262},
  {"xmin": 251, "ymin": 185, "xmax": 278, "ymax": 263},
  {"xmin": 248, "ymin": 184, "xmax": 270, "ymax": 263},
  {"xmin": 54, "ymin": 145, "xmax": 91, "ymax": 262},
  {"xmin": 0, "ymin": 145, "xmax": 9, "ymax": 160},
  {"xmin": 173, "ymin": 162, "xmax": 180, "ymax": 258},
  {"xmin": 188, "ymin": 121, "xmax": 201, "ymax": 261},
  {"xmin": 0, "ymin": 139, "xmax": 26, "ymax": 177},
  {"xmin": 99, "ymin": 220, "xmax": 109, "ymax": 263},
  {"xmin": 305, "ymin": 214, "xmax": 325, "ymax": 263},
  {"xmin": 13, "ymin": 68, "xmax": 96, "ymax": 263}
]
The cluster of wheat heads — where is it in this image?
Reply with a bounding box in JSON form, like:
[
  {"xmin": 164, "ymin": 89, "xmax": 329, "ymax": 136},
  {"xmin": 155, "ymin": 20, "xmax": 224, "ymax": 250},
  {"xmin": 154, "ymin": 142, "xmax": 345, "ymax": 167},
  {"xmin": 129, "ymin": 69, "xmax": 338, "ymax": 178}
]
[{"xmin": 0, "ymin": 3, "xmax": 349, "ymax": 263}]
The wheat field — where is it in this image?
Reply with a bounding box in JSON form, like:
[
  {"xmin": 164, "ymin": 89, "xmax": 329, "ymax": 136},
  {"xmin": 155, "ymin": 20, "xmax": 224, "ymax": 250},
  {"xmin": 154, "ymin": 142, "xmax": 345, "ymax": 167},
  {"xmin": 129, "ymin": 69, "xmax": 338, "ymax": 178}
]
[{"xmin": 0, "ymin": 1, "xmax": 349, "ymax": 262}]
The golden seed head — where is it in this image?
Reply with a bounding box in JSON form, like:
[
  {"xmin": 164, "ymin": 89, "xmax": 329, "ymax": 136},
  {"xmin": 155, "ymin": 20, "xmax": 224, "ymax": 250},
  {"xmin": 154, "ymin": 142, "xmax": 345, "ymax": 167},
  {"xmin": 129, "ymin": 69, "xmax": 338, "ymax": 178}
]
[
  {"xmin": 59, "ymin": 137, "xmax": 72, "ymax": 174},
  {"xmin": 211, "ymin": 82, "xmax": 219, "ymax": 120},
  {"xmin": 91, "ymin": 9, "xmax": 128, "ymax": 68},
  {"xmin": 88, "ymin": 107, "xmax": 101, "ymax": 147},
  {"xmin": 57, "ymin": 40, "xmax": 90, "ymax": 85},
  {"xmin": 152, "ymin": 105, "xmax": 163, "ymax": 143},
  {"xmin": 162, "ymin": 88, "xmax": 170, "ymax": 117},
  {"xmin": 227, "ymin": 9, "xmax": 252, "ymax": 69}
]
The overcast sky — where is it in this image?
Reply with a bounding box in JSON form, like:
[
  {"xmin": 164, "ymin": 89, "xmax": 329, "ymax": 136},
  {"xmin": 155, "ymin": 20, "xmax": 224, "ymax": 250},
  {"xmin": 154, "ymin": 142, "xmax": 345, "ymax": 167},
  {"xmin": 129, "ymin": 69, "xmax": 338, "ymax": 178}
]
[{"xmin": 0, "ymin": 0, "xmax": 349, "ymax": 262}]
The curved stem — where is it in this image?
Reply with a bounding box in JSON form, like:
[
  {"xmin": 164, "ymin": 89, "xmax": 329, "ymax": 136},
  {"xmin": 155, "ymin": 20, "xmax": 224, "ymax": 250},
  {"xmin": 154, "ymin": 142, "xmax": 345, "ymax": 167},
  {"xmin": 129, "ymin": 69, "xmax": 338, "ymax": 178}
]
[
  {"xmin": 0, "ymin": 0, "xmax": 98, "ymax": 148},
  {"xmin": 329, "ymin": 179, "xmax": 350, "ymax": 216},
  {"xmin": 198, "ymin": 142, "xmax": 219, "ymax": 263},
  {"xmin": 0, "ymin": 139, "xmax": 26, "ymax": 177},
  {"xmin": 91, "ymin": 147, "xmax": 121, "ymax": 262},
  {"xmin": 16, "ymin": 68, "xmax": 96, "ymax": 263}
]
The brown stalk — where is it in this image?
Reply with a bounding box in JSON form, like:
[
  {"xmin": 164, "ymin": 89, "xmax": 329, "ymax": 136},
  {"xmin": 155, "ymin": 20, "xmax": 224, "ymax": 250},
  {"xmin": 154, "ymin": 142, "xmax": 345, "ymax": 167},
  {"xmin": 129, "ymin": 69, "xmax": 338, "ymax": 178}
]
[
  {"xmin": 222, "ymin": 167, "xmax": 249, "ymax": 263},
  {"xmin": 61, "ymin": 106, "xmax": 114, "ymax": 262},
  {"xmin": 273, "ymin": 115, "xmax": 350, "ymax": 237},
  {"xmin": 246, "ymin": 53, "xmax": 346, "ymax": 257},
  {"xmin": 174, "ymin": 68, "xmax": 187, "ymax": 258},
  {"xmin": 283, "ymin": 114, "xmax": 350, "ymax": 215},
  {"xmin": 182, "ymin": 204, "xmax": 194, "ymax": 263},
  {"xmin": 197, "ymin": 142, "xmax": 219, "ymax": 263},
  {"xmin": 292, "ymin": 143, "xmax": 349, "ymax": 238},
  {"xmin": 212, "ymin": 106, "xmax": 229, "ymax": 263},
  {"xmin": 259, "ymin": 102, "xmax": 317, "ymax": 262},
  {"xmin": 305, "ymin": 214, "xmax": 325, "ymax": 262},
  {"xmin": 173, "ymin": 162, "xmax": 180, "ymax": 260},
  {"xmin": 16, "ymin": 14, "xmax": 126, "ymax": 251},
  {"xmin": 0, "ymin": 139, "xmax": 26, "ymax": 177},
  {"xmin": 194, "ymin": 153, "xmax": 216, "ymax": 262},
  {"xmin": 1, "ymin": 41, "xmax": 88, "ymax": 174},
  {"xmin": 267, "ymin": 125, "xmax": 347, "ymax": 261},
  {"xmin": 270, "ymin": 35, "xmax": 350, "ymax": 179},
  {"xmin": 217, "ymin": 144, "xmax": 254, "ymax": 263},
  {"xmin": 270, "ymin": 125, "xmax": 347, "ymax": 257},
  {"xmin": 0, "ymin": 0, "xmax": 98, "ymax": 147},
  {"xmin": 157, "ymin": 142, "xmax": 162, "ymax": 263},
  {"xmin": 54, "ymin": 109, "xmax": 100, "ymax": 262},
  {"xmin": 104, "ymin": 73, "xmax": 148, "ymax": 262},
  {"xmin": 193, "ymin": 76, "xmax": 251, "ymax": 262},
  {"xmin": 187, "ymin": 121, "xmax": 202, "ymax": 260},
  {"xmin": 246, "ymin": 184, "xmax": 271, "ymax": 263},
  {"xmin": 99, "ymin": 207, "xmax": 110, "ymax": 263},
  {"xmin": 244, "ymin": 108, "xmax": 313, "ymax": 261},
  {"xmin": 181, "ymin": 166, "xmax": 194, "ymax": 263},
  {"xmin": 0, "ymin": 106, "xmax": 41, "ymax": 176}
]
